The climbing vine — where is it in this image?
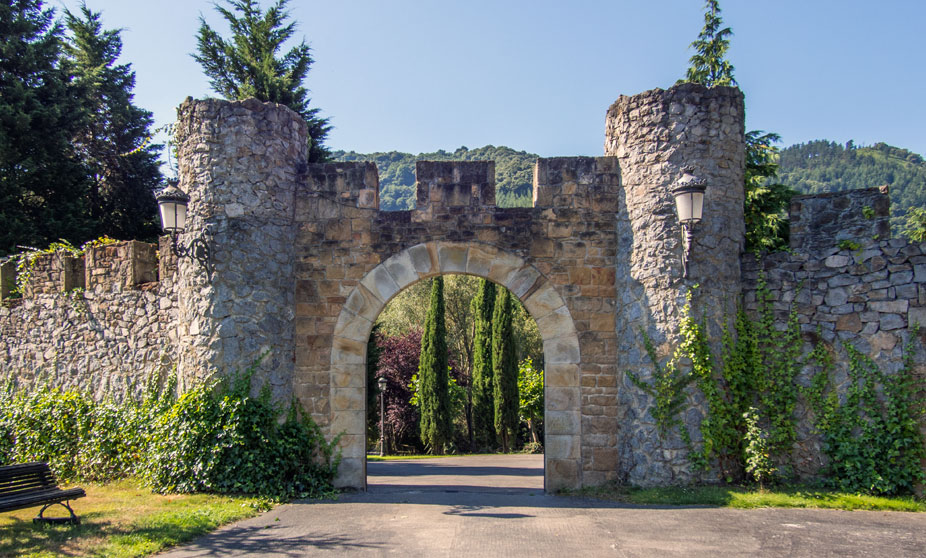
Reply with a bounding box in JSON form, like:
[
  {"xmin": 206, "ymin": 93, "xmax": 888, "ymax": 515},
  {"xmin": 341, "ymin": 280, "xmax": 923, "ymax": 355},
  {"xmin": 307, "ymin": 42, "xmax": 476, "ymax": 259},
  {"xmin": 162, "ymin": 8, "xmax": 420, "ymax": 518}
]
[
  {"xmin": 803, "ymin": 325, "xmax": 925, "ymax": 495},
  {"xmin": 632, "ymin": 276, "xmax": 804, "ymax": 484}
]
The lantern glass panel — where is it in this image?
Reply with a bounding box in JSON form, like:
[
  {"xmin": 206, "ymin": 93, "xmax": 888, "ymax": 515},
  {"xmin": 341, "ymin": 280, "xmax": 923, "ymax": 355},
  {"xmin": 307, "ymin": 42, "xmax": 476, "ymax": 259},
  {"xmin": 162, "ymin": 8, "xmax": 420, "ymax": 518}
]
[
  {"xmin": 691, "ymin": 191, "xmax": 704, "ymax": 223},
  {"xmin": 158, "ymin": 201, "xmax": 187, "ymax": 232},
  {"xmin": 675, "ymin": 192, "xmax": 694, "ymax": 222}
]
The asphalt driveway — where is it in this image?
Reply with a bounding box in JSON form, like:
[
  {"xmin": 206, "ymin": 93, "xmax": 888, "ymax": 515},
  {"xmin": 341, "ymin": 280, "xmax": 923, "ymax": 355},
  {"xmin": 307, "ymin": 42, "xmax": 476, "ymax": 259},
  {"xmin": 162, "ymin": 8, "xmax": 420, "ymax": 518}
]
[{"xmin": 158, "ymin": 454, "xmax": 926, "ymax": 557}]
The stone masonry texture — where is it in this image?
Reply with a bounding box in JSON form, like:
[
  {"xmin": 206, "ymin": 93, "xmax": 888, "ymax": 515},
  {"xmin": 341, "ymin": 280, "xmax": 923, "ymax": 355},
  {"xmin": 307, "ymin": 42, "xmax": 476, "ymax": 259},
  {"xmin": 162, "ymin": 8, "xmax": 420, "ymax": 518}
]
[{"xmin": 3, "ymin": 83, "xmax": 923, "ymax": 491}]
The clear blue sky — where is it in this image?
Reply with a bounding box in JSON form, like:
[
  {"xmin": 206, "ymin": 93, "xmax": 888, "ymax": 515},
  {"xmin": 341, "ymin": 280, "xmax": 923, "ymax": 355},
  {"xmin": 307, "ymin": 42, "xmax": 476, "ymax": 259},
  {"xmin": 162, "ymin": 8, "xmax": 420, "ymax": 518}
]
[{"xmin": 53, "ymin": 0, "xmax": 926, "ymax": 159}]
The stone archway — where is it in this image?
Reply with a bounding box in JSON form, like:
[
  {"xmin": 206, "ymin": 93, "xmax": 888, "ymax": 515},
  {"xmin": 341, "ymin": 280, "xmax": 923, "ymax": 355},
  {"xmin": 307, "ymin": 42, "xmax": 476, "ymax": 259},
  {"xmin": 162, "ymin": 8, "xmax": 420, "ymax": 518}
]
[{"xmin": 329, "ymin": 241, "xmax": 581, "ymax": 492}]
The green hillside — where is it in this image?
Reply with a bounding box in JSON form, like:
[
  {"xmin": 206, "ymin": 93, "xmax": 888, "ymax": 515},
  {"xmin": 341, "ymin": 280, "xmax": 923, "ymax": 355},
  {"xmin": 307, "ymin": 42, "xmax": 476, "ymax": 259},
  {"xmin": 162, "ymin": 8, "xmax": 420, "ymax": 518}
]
[
  {"xmin": 334, "ymin": 141, "xmax": 926, "ymax": 236},
  {"xmin": 777, "ymin": 141, "xmax": 926, "ymax": 232},
  {"xmin": 333, "ymin": 146, "xmax": 537, "ymax": 210}
]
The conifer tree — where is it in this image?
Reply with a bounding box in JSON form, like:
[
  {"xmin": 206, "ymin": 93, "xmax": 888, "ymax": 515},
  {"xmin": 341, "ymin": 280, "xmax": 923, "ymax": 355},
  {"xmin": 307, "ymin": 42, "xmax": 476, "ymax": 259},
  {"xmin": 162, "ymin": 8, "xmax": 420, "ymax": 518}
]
[
  {"xmin": 680, "ymin": 0, "xmax": 736, "ymax": 87},
  {"xmin": 63, "ymin": 4, "xmax": 162, "ymax": 242},
  {"xmin": 492, "ymin": 288, "xmax": 519, "ymax": 453},
  {"xmin": 194, "ymin": 0, "xmax": 331, "ymax": 162},
  {"xmin": 471, "ymin": 279, "xmax": 497, "ymax": 449},
  {"xmin": 680, "ymin": 0, "xmax": 794, "ymax": 252},
  {"xmin": 0, "ymin": 0, "xmax": 92, "ymax": 255},
  {"xmin": 417, "ymin": 277, "xmax": 452, "ymax": 454}
]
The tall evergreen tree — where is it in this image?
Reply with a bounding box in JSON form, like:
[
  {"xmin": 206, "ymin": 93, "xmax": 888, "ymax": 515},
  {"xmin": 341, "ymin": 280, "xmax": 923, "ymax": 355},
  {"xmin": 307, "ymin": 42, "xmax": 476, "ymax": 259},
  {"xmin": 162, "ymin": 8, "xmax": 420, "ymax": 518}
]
[
  {"xmin": 471, "ymin": 278, "xmax": 497, "ymax": 449},
  {"xmin": 492, "ymin": 288, "xmax": 519, "ymax": 453},
  {"xmin": 63, "ymin": 4, "xmax": 162, "ymax": 242},
  {"xmin": 679, "ymin": 0, "xmax": 793, "ymax": 251},
  {"xmin": 0, "ymin": 0, "xmax": 91, "ymax": 255},
  {"xmin": 680, "ymin": 0, "xmax": 736, "ymax": 87},
  {"xmin": 193, "ymin": 0, "xmax": 331, "ymax": 162},
  {"xmin": 417, "ymin": 277, "xmax": 452, "ymax": 454}
]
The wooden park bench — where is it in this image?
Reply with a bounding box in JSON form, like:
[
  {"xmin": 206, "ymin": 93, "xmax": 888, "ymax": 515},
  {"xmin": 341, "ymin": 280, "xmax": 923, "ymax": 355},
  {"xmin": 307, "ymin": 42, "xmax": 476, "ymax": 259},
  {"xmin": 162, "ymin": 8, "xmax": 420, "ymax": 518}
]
[{"xmin": 0, "ymin": 462, "xmax": 86, "ymax": 525}]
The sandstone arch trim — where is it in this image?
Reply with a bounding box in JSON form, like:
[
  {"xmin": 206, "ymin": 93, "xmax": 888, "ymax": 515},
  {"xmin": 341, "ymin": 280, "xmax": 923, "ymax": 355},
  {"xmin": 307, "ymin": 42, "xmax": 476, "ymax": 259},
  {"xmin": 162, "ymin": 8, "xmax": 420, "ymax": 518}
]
[{"xmin": 329, "ymin": 241, "xmax": 582, "ymax": 492}]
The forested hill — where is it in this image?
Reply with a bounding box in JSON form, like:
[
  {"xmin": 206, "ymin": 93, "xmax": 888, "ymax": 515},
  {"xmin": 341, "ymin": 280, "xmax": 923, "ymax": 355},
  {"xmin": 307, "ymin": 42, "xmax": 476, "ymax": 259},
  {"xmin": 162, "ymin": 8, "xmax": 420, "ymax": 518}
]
[
  {"xmin": 333, "ymin": 146, "xmax": 537, "ymax": 210},
  {"xmin": 777, "ymin": 141, "xmax": 926, "ymax": 231}
]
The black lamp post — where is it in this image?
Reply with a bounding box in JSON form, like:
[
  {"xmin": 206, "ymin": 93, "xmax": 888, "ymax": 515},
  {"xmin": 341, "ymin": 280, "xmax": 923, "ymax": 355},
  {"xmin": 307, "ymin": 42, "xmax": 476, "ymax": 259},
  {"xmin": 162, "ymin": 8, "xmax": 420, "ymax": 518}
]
[
  {"xmin": 672, "ymin": 167, "xmax": 707, "ymax": 279},
  {"xmin": 377, "ymin": 376, "xmax": 388, "ymax": 457},
  {"xmin": 156, "ymin": 178, "xmax": 213, "ymax": 277}
]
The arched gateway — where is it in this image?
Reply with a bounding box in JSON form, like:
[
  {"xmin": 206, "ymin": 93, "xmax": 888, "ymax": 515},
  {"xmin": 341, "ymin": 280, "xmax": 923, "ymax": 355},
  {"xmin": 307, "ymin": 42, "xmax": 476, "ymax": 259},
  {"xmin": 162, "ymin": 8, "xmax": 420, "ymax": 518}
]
[
  {"xmin": 332, "ymin": 242, "xmax": 582, "ymax": 490},
  {"xmin": 171, "ymin": 84, "xmax": 746, "ymax": 491}
]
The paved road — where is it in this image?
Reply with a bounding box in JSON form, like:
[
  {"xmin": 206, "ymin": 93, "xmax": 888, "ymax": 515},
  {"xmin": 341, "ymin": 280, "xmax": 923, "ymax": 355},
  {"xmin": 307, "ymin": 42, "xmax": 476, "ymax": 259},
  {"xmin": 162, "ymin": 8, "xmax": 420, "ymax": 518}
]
[{"xmin": 159, "ymin": 455, "xmax": 926, "ymax": 557}]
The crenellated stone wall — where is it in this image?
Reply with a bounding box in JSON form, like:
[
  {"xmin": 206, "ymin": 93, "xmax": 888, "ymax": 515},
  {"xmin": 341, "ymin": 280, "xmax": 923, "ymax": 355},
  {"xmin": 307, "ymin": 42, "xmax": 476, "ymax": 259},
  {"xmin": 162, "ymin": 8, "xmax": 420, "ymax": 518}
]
[
  {"xmin": 0, "ymin": 240, "xmax": 178, "ymax": 400},
  {"xmin": 744, "ymin": 187, "xmax": 926, "ymax": 478},
  {"xmin": 4, "ymin": 83, "xmax": 921, "ymax": 492}
]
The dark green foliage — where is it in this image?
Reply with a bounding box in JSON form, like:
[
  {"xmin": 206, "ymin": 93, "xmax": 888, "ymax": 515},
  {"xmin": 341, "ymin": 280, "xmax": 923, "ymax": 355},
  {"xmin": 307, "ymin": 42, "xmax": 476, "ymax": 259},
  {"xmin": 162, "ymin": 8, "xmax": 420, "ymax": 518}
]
[
  {"xmin": 146, "ymin": 370, "xmax": 338, "ymax": 499},
  {"xmin": 194, "ymin": 0, "xmax": 330, "ymax": 162},
  {"xmin": 803, "ymin": 330, "xmax": 926, "ymax": 496},
  {"xmin": 902, "ymin": 207, "xmax": 926, "ymax": 242},
  {"xmin": 366, "ymin": 323, "xmax": 382, "ymax": 443},
  {"xmin": 471, "ymin": 279, "xmax": 496, "ymax": 449},
  {"xmin": 0, "ymin": 0, "xmax": 92, "ymax": 255},
  {"xmin": 0, "ymin": 366, "xmax": 339, "ymax": 500},
  {"xmin": 492, "ymin": 288, "xmax": 519, "ymax": 453},
  {"xmin": 62, "ymin": 5, "xmax": 161, "ymax": 243},
  {"xmin": 679, "ymin": 0, "xmax": 736, "ymax": 87},
  {"xmin": 778, "ymin": 140, "xmax": 926, "ymax": 236},
  {"xmin": 744, "ymin": 131, "xmax": 796, "ymax": 252},
  {"xmin": 334, "ymin": 145, "xmax": 537, "ymax": 210},
  {"xmin": 417, "ymin": 276, "xmax": 452, "ymax": 454}
]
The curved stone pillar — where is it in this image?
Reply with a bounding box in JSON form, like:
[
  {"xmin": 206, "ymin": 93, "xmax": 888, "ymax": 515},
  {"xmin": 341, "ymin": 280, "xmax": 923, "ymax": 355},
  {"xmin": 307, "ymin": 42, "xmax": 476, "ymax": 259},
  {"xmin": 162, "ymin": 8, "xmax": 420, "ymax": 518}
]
[
  {"xmin": 605, "ymin": 83, "xmax": 745, "ymax": 484},
  {"xmin": 174, "ymin": 98, "xmax": 307, "ymax": 399}
]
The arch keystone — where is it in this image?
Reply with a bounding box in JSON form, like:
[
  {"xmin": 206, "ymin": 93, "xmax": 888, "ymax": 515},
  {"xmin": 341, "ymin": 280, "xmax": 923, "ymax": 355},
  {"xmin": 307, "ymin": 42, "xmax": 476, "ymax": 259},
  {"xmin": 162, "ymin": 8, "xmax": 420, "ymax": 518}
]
[{"xmin": 437, "ymin": 242, "xmax": 468, "ymax": 273}]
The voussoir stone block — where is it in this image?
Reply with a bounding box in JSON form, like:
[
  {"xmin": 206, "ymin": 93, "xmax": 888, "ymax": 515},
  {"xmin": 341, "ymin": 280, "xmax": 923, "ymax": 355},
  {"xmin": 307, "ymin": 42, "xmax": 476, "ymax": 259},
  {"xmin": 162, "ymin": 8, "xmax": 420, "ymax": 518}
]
[{"xmin": 437, "ymin": 243, "xmax": 468, "ymax": 273}]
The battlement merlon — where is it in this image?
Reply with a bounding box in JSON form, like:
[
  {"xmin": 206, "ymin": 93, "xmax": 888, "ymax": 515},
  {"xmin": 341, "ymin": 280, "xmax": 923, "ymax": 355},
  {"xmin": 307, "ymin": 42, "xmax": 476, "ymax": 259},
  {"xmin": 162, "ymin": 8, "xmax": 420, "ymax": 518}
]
[
  {"xmin": 304, "ymin": 162, "xmax": 380, "ymax": 209},
  {"xmin": 789, "ymin": 186, "xmax": 891, "ymax": 254},
  {"xmin": 1, "ymin": 240, "xmax": 161, "ymax": 300},
  {"xmin": 413, "ymin": 160, "xmax": 495, "ymax": 221},
  {"xmin": 533, "ymin": 156, "xmax": 621, "ymax": 212}
]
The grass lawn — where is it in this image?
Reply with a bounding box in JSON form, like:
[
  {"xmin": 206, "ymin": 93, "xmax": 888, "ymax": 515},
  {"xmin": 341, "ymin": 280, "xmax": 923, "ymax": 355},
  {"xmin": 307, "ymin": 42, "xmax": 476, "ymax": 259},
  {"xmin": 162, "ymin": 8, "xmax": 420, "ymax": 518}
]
[
  {"xmin": 0, "ymin": 479, "xmax": 271, "ymax": 558},
  {"xmin": 571, "ymin": 483, "xmax": 926, "ymax": 512}
]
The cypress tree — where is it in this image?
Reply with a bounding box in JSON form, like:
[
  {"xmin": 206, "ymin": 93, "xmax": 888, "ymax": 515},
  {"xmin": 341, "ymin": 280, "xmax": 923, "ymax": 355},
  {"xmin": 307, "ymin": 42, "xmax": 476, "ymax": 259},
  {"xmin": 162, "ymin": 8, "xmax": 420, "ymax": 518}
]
[
  {"xmin": 471, "ymin": 279, "xmax": 496, "ymax": 449},
  {"xmin": 417, "ymin": 277, "xmax": 452, "ymax": 454},
  {"xmin": 492, "ymin": 288, "xmax": 519, "ymax": 453}
]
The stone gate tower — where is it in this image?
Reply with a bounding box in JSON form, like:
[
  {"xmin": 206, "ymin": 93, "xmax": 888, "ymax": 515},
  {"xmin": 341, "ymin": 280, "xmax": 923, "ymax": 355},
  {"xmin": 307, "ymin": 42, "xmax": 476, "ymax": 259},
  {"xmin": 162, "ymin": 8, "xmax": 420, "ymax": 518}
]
[{"xmin": 171, "ymin": 83, "xmax": 746, "ymax": 490}]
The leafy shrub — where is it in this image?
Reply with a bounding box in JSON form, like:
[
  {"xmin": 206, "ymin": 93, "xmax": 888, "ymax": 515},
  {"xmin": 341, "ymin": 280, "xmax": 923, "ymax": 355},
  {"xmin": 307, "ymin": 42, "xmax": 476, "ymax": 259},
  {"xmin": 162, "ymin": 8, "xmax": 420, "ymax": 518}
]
[{"xmin": 0, "ymin": 365, "xmax": 339, "ymax": 500}]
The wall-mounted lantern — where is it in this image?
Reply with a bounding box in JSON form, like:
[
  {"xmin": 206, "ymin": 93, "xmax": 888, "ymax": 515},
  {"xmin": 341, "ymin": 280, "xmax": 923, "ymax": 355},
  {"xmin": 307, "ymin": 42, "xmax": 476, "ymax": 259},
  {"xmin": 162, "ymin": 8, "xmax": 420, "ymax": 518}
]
[
  {"xmin": 156, "ymin": 178, "xmax": 213, "ymax": 277},
  {"xmin": 672, "ymin": 166, "xmax": 706, "ymax": 279}
]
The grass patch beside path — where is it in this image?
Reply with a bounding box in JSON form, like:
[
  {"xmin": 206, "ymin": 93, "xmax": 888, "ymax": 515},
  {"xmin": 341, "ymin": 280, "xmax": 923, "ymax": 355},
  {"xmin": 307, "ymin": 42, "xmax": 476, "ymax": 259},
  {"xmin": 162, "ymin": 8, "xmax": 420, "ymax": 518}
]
[
  {"xmin": 569, "ymin": 483, "xmax": 926, "ymax": 512},
  {"xmin": 0, "ymin": 478, "xmax": 271, "ymax": 558}
]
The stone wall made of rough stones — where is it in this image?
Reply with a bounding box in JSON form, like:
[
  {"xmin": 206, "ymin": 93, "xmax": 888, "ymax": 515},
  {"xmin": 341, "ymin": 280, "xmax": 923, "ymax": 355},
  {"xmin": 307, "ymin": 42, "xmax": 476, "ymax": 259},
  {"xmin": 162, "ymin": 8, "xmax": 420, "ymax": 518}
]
[
  {"xmin": 0, "ymin": 240, "xmax": 178, "ymax": 400},
  {"xmin": 173, "ymin": 97, "xmax": 306, "ymax": 400},
  {"xmin": 744, "ymin": 211, "xmax": 926, "ymax": 477},
  {"xmin": 790, "ymin": 186, "xmax": 891, "ymax": 254},
  {"xmin": 605, "ymin": 83, "xmax": 746, "ymax": 485}
]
